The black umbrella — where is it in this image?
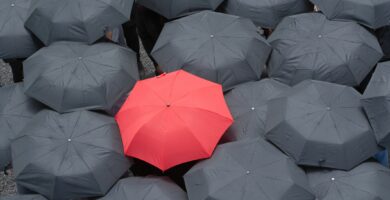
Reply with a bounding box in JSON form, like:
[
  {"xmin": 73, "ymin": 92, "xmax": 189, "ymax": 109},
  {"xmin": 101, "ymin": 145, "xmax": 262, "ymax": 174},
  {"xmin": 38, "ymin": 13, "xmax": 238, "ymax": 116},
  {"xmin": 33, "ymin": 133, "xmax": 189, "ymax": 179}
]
[
  {"xmin": 23, "ymin": 41, "xmax": 139, "ymax": 114},
  {"xmin": 222, "ymin": 79, "xmax": 289, "ymax": 142},
  {"xmin": 311, "ymin": 0, "xmax": 390, "ymax": 29},
  {"xmin": 25, "ymin": 0, "xmax": 133, "ymax": 45},
  {"xmin": 152, "ymin": 11, "xmax": 272, "ymax": 91},
  {"xmin": 266, "ymin": 80, "xmax": 380, "ymax": 170},
  {"xmin": 362, "ymin": 61, "xmax": 390, "ymax": 148},
  {"xmin": 0, "ymin": 0, "xmax": 41, "ymax": 59},
  {"xmin": 224, "ymin": 0, "xmax": 312, "ymax": 28},
  {"xmin": 0, "ymin": 83, "xmax": 43, "ymax": 170},
  {"xmin": 137, "ymin": 0, "xmax": 224, "ymax": 19},
  {"xmin": 184, "ymin": 138, "xmax": 315, "ymax": 200},
  {"xmin": 307, "ymin": 161, "xmax": 390, "ymax": 200},
  {"xmin": 100, "ymin": 176, "xmax": 187, "ymax": 200},
  {"xmin": 11, "ymin": 110, "xmax": 132, "ymax": 200},
  {"xmin": 268, "ymin": 13, "xmax": 383, "ymax": 87}
]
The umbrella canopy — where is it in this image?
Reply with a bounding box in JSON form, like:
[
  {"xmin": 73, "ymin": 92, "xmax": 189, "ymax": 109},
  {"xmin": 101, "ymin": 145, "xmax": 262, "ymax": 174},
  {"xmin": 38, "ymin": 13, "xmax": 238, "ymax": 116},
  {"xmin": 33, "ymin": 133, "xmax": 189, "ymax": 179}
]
[
  {"xmin": 152, "ymin": 11, "xmax": 272, "ymax": 91},
  {"xmin": 23, "ymin": 41, "xmax": 139, "ymax": 114},
  {"xmin": 0, "ymin": 0, "xmax": 41, "ymax": 59},
  {"xmin": 11, "ymin": 110, "xmax": 131, "ymax": 200},
  {"xmin": 376, "ymin": 26, "xmax": 390, "ymax": 61},
  {"xmin": 2, "ymin": 195, "xmax": 47, "ymax": 200},
  {"xmin": 222, "ymin": 79, "xmax": 289, "ymax": 142},
  {"xmin": 265, "ymin": 80, "xmax": 380, "ymax": 170},
  {"xmin": 268, "ymin": 13, "xmax": 383, "ymax": 87},
  {"xmin": 100, "ymin": 176, "xmax": 187, "ymax": 200},
  {"xmin": 311, "ymin": 0, "xmax": 390, "ymax": 29},
  {"xmin": 116, "ymin": 70, "xmax": 233, "ymax": 171},
  {"xmin": 0, "ymin": 83, "xmax": 43, "ymax": 170},
  {"xmin": 224, "ymin": 0, "xmax": 312, "ymax": 29},
  {"xmin": 184, "ymin": 138, "xmax": 315, "ymax": 200},
  {"xmin": 25, "ymin": 0, "xmax": 133, "ymax": 45},
  {"xmin": 137, "ymin": 0, "xmax": 224, "ymax": 19},
  {"xmin": 307, "ymin": 161, "xmax": 390, "ymax": 200},
  {"xmin": 362, "ymin": 62, "xmax": 390, "ymax": 148}
]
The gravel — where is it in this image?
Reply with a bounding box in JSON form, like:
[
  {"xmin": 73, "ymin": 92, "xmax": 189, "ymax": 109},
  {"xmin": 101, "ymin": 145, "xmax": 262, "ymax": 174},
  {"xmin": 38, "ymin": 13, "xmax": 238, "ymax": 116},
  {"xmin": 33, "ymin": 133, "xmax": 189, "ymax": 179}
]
[{"xmin": 0, "ymin": 41, "xmax": 155, "ymax": 197}]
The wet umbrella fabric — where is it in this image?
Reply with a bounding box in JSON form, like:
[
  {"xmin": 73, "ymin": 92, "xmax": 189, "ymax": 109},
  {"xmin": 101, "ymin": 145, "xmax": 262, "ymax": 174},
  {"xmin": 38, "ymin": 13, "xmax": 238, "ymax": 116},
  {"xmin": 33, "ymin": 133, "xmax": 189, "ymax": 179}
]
[
  {"xmin": 116, "ymin": 70, "xmax": 233, "ymax": 171},
  {"xmin": 268, "ymin": 13, "xmax": 383, "ymax": 87},
  {"xmin": 224, "ymin": 0, "xmax": 312, "ymax": 28},
  {"xmin": 152, "ymin": 11, "xmax": 272, "ymax": 91},
  {"xmin": 222, "ymin": 79, "xmax": 289, "ymax": 142},
  {"xmin": 0, "ymin": 0, "xmax": 41, "ymax": 59},
  {"xmin": 137, "ymin": 0, "xmax": 224, "ymax": 19},
  {"xmin": 307, "ymin": 161, "xmax": 390, "ymax": 200},
  {"xmin": 311, "ymin": 0, "xmax": 390, "ymax": 29},
  {"xmin": 2, "ymin": 195, "xmax": 47, "ymax": 200},
  {"xmin": 265, "ymin": 80, "xmax": 380, "ymax": 170},
  {"xmin": 0, "ymin": 83, "xmax": 43, "ymax": 170},
  {"xmin": 11, "ymin": 110, "xmax": 131, "ymax": 200},
  {"xmin": 184, "ymin": 138, "xmax": 315, "ymax": 200},
  {"xmin": 23, "ymin": 41, "xmax": 139, "ymax": 114},
  {"xmin": 362, "ymin": 62, "xmax": 390, "ymax": 148},
  {"xmin": 25, "ymin": 0, "xmax": 133, "ymax": 45},
  {"xmin": 100, "ymin": 176, "xmax": 187, "ymax": 200}
]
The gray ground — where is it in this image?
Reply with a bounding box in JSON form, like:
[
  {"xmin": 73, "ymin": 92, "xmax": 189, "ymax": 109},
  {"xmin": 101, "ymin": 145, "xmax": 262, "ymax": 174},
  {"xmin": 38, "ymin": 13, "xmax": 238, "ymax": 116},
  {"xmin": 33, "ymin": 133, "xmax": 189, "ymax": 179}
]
[{"xmin": 0, "ymin": 42, "xmax": 155, "ymax": 197}]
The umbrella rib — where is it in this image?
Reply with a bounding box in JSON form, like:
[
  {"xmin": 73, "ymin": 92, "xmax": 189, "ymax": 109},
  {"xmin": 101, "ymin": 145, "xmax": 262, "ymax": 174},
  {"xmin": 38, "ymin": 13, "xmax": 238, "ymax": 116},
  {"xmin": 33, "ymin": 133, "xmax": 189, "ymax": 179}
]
[
  {"xmin": 70, "ymin": 142, "xmax": 105, "ymax": 192},
  {"xmin": 0, "ymin": 9, "xmax": 12, "ymax": 32},
  {"xmin": 335, "ymin": 180, "xmax": 378, "ymax": 199},
  {"xmin": 173, "ymin": 105, "xmax": 233, "ymax": 122},
  {"xmin": 69, "ymin": 111, "xmax": 83, "ymax": 138}
]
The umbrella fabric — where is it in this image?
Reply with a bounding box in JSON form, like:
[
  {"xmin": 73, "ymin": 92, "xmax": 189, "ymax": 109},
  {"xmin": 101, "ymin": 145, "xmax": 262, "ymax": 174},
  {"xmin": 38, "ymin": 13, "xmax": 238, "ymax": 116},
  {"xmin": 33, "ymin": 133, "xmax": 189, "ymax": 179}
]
[
  {"xmin": 361, "ymin": 62, "xmax": 390, "ymax": 148},
  {"xmin": 23, "ymin": 41, "xmax": 139, "ymax": 114},
  {"xmin": 1, "ymin": 195, "xmax": 47, "ymax": 200},
  {"xmin": 265, "ymin": 80, "xmax": 380, "ymax": 170},
  {"xmin": 116, "ymin": 70, "xmax": 233, "ymax": 171},
  {"xmin": 184, "ymin": 138, "xmax": 315, "ymax": 200},
  {"xmin": 0, "ymin": 0, "xmax": 41, "ymax": 59},
  {"xmin": 11, "ymin": 110, "xmax": 131, "ymax": 200},
  {"xmin": 307, "ymin": 161, "xmax": 390, "ymax": 200},
  {"xmin": 224, "ymin": 0, "xmax": 312, "ymax": 28},
  {"xmin": 311, "ymin": 0, "xmax": 390, "ymax": 29},
  {"xmin": 137, "ymin": 0, "xmax": 224, "ymax": 19},
  {"xmin": 25, "ymin": 0, "xmax": 133, "ymax": 45},
  {"xmin": 100, "ymin": 176, "xmax": 187, "ymax": 200},
  {"xmin": 376, "ymin": 26, "xmax": 390, "ymax": 60},
  {"xmin": 152, "ymin": 11, "xmax": 272, "ymax": 91},
  {"xmin": 222, "ymin": 79, "xmax": 289, "ymax": 142},
  {"xmin": 0, "ymin": 83, "xmax": 43, "ymax": 170},
  {"xmin": 268, "ymin": 13, "xmax": 383, "ymax": 87}
]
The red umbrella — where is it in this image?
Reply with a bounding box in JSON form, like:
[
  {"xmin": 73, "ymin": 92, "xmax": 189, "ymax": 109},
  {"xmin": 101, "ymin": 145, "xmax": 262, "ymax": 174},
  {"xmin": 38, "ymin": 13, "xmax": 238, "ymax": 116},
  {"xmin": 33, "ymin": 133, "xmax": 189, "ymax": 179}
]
[{"xmin": 115, "ymin": 70, "xmax": 233, "ymax": 171}]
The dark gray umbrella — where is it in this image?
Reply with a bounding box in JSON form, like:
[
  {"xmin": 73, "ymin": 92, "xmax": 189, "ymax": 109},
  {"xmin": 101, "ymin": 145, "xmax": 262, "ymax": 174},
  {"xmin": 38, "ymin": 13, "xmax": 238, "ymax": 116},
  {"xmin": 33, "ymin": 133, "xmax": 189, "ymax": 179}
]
[
  {"xmin": 0, "ymin": 83, "xmax": 43, "ymax": 170},
  {"xmin": 361, "ymin": 62, "xmax": 390, "ymax": 148},
  {"xmin": 268, "ymin": 13, "xmax": 383, "ymax": 87},
  {"xmin": 1, "ymin": 195, "xmax": 47, "ymax": 200},
  {"xmin": 0, "ymin": 0, "xmax": 41, "ymax": 59},
  {"xmin": 25, "ymin": 0, "xmax": 133, "ymax": 45},
  {"xmin": 23, "ymin": 41, "xmax": 139, "ymax": 114},
  {"xmin": 137, "ymin": 0, "xmax": 224, "ymax": 19},
  {"xmin": 307, "ymin": 161, "xmax": 390, "ymax": 200},
  {"xmin": 184, "ymin": 138, "xmax": 315, "ymax": 200},
  {"xmin": 265, "ymin": 80, "xmax": 380, "ymax": 170},
  {"xmin": 152, "ymin": 11, "xmax": 272, "ymax": 91},
  {"xmin": 221, "ymin": 79, "xmax": 289, "ymax": 142},
  {"xmin": 100, "ymin": 176, "xmax": 187, "ymax": 200},
  {"xmin": 224, "ymin": 0, "xmax": 312, "ymax": 28},
  {"xmin": 311, "ymin": 0, "xmax": 390, "ymax": 29},
  {"xmin": 11, "ymin": 109, "xmax": 131, "ymax": 200}
]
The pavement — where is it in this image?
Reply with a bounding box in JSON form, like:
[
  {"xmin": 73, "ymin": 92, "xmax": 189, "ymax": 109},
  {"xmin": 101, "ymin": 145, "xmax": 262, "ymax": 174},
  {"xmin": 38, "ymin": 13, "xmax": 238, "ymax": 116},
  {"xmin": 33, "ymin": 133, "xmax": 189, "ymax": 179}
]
[{"xmin": 0, "ymin": 42, "xmax": 155, "ymax": 197}]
